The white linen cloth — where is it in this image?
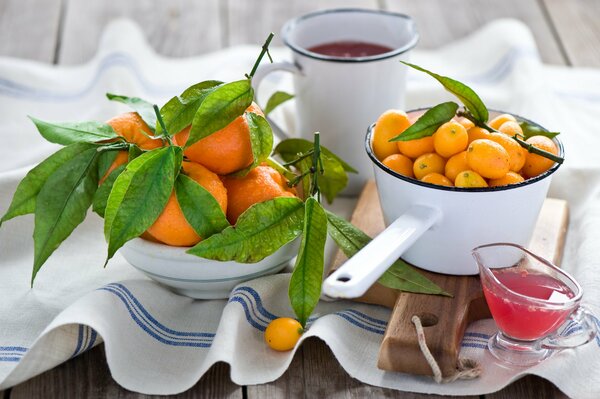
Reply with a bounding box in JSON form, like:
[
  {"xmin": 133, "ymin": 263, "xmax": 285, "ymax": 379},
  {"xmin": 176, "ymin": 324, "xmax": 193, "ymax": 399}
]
[{"xmin": 1, "ymin": 19, "xmax": 599, "ymax": 398}]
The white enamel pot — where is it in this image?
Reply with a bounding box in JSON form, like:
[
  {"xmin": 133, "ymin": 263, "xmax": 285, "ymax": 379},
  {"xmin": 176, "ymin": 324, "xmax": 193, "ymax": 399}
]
[{"xmin": 323, "ymin": 110, "xmax": 564, "ymax": 299}]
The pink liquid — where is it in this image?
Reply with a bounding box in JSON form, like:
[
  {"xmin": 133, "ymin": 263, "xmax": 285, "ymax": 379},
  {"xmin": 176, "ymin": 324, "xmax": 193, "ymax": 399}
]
[
  {"xmin": 483, "ymin": 269, "xmax": 575, "ymax": 340},
  {"xmin": 307, "ymin": 41, "xmax": 393, "ymax": 58}
]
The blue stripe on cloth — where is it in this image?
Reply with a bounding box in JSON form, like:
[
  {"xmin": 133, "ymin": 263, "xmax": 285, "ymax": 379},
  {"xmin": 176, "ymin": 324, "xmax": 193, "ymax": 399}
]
[
  {"xmin": 100, "ymin": 286, "xmax": 214, "ymax": 344},
  {"xmin": 229, "ymin": 297, "xmax": 269, "ymax": 332},
  {"xmin": 342, "ymin": 309, "xmax": 388, "ymax": 327},
  {"xmin": 98, "ymin": 286, "xmax": 212, "ymax": 347},
  {"xmin": 85, "ymin": 329, "xmax": 98, "ymax": 352},
  {"xmin": 229, "ymin": 290, "xmax": 273, "ymax": 325},
  {"xmin": 232, "ymin": 287, "xmax": 279, "ymax": 321},
  {"xmin": 332, "ymin": 312, "xmax": 386, "ymax": 335},
  {"xmin": 464, "ymin": 332, "xmax": 491, "ymax": 339},
  {"xmin": 0, "ymin": 357, "xmax": 22, "ymax": 362},
  {"xmin": 70, "ymin": 324, "xmax": 85, "ymax": 358},
  {"xmin": 0, "ymin": 346, "xmax": 27, "ymax": 352},
  {"xmin": 105, "ymin": 283, "xmax": 215, "ymax": 338},
  {"xmin": 461, "ymin": 342, "xmax": 488, "ymax": 350}
]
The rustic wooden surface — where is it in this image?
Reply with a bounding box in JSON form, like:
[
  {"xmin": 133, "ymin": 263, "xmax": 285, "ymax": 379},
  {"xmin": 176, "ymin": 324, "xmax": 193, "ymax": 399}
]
[{"xmin": 0, "ymin": 0, "xmax": 598, "ymax": 397}]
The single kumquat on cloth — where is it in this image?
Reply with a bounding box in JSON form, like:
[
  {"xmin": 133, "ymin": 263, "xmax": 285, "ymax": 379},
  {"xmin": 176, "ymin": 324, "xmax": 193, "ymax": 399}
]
[
  {"xmin": 0, "ymin": 34, "xmax": 453, "ymax": 353},
  {"xmin": 371, "ymin": 61, "xmax": 563, "ymax": 188}
]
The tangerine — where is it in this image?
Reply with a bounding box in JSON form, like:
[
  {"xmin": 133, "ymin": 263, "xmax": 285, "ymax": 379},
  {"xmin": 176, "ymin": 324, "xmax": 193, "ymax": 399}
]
[
  {"xmin": 488, "ymin": 113, "xmax": 516, "ymax": 130},
  {"xmin": 372, "ymin": 110, "xmax": 411, "ymax": 161},
  {"xmin": 487, "ymin": 132, "xmax": 526, "ymax": 172},
  {"xmin": 397, "ymin": 136, "xmax": 435, "ymax": 159},
  {"xmin": 466, "ymin": 139, "xmax": 510, "ymax": 179},
  {"xmin": 145, "ymin": 161, "xmax": 228, "ymax": 246},
  {"xmin": 413, "ymin": 153, "xmax": 446, "ymax": 180},
  {"xmin": 421, "ymin": 173, "xmax": 453, "ymax": 187},
  {"xmin": 107, "ymin": 112, "xmax": 162, "ymax": 150},
  {"xmin": 455, "ymin": 170, "xmax": 488, "ymax": 188},
  {"xmin": 176, "ymin": 103, "xmax": 263, "ymax": 175},
  {"xmin": 444, "ymin": 151, "xmax": 469, "ymax": 182},
  {"xmin": 467, "ymin": 127, "xmax": 492, "ymax": 144},
  {"xmin": 382, "ymin": 153, "xmax": 414, "ymax": 178},
  {"xmin": 489, "ymin": 171, "xmax": 525, "ymax": 187},
  {"xmin": 521, "ymin": 136, "xmax": 558, "ymax": 178},
  {"xmin": 222, "ymin": 165, "xmax": 297, "ymax": 224},
  {"xmin": 498, "ymin": 121, "xmax": 523, "ymax": 137},
  {"xmin": 434, "ymin": 120, "xmax": 468, "ymax": 158},
  {"xmin": 264, "ymin": 318, "xmax": 303, "ymax": 351}
]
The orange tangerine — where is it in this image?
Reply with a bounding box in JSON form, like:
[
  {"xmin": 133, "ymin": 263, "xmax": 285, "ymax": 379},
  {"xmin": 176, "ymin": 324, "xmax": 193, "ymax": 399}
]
[
  {"xmin": 489, "ymin": 113, "xmax": 516, "ymax": 130},
  {"xmin": 498, "ymin": 121, "xmax": 523, "ymax": 137},
  {"xmin": 421, "ymin": 173, "xmax": 453, "ymax": 187},
  {"xmin": 397, "ymin": 136, "xmax": 435, "ymax": 159},
  {"xmin": 467, "ymin": 127, "xmax": 492, "ymax": 144},
  {"xmin": 487, "ymin": 132, "xmax": 527, "ymax": 172},
  {"xmin": 372, "ymin": 110, "xmax": 411, "ymax": 161},
  {"xmin": 433, "ymin": 120, "xmax": 468, "ymax": 158},
  {"xmin": 521, "ymin": 136, "xmax": 559, "ymax": 178},
  {"xmin": 455, "ymin": 170, "xmax": 488, "ymax": 188},
  {"xmin": 382, "ymin": 153, "xmax": 414, "ymax": 178},
  {"xmin": 444, "ymin": 151, "xmax": 469, "ymax": 182},
  {"xmin": 413, "ymin": 153, "xmax": 446, "ymax": 180},
  {"xmin": 466, "ymin": 139, "xmax": 510, "ymax": 179},
  {"xmin": 489, "ymin": 171, "xmax": 525, "ymax": 187}
]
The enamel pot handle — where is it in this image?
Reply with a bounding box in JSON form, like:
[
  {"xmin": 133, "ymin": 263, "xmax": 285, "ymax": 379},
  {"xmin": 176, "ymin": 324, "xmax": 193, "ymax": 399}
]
[
  {"xmin": 323, "ymin": 205, "xmax": 443, "ymax": 299},
  {"xmin": 251, "ymin": 61, "xmax": 302, "ymax": 140}
]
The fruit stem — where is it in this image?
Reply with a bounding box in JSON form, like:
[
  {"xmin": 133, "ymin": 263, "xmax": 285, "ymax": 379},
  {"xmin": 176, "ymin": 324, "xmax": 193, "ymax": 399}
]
[
  {"xmin": 96, "ymin": 142, "xmax": 129, "ymax": 152},
  {"xmin": 266, "ymin": 157, "xmax": 296, "ymax": 181},
  {"xmin": 282, "ymin": 149, "xmax": 315, "ymax": 167},
  {"xmin": 457, "ymin": 109, "xmax": 564, "ymax": 164},
  {"xmin": 247, "ymin": 32, "xmax": 275, "ymax": 79},
  {"xmin": 311, "ymin": 132, "xmax": 322, "ymax": 202},
  {"xmin": 153, "ymin": 105, "xmax": 174, "ymax": 146},
  {"xmin": 513, "ymin": 135, "xmax": 564, "ymax": 164}
]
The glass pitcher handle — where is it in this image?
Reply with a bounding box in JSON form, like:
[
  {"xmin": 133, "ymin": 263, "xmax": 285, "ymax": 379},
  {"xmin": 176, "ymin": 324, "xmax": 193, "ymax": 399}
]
[{"xmin": 541, "ymin": 306, "xmax": 597, "ymax": 350}]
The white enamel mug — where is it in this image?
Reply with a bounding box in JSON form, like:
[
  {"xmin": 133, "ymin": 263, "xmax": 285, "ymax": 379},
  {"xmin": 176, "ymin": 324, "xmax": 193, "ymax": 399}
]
[
  {"xmin": 253, "ymin": 9, "xmax": 419, "ymax": 195},
  {"xmin": 323, "ymin": 110, "xmax": 564, "ymax": 298}
]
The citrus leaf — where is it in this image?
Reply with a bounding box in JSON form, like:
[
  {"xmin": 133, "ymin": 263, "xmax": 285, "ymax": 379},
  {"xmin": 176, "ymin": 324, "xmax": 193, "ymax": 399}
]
[
  {"xmin": 389, "ymin": 102, "xmax": 458, "ymax": 142},
  {"xmin": 104, "ymin": 146, "xmax": 182, "ymax": 264},
  {"xmin": 97, "ymin": 150, "xmax": 118, "ymax": 179},
  {"xmin": 93, "ymin": 164, "xmax": 125, "ymax": 218},
  {"xmin": 128, "ymin": 144, "xmax": 143, "ymax": 161},
  {"xmin": 289, "ymin": 197, "xmax": 327, "ymax": 327},
  {"xmin": 28, "ymin": 117, "xmax": 118, "ymax": 145},
  {"xmin": 275, "ymin": 138, "xmax": 357, "ymax": 173},
  {"xmin": 291, "ymin": 152, "xmax": 348, "ymax": 204},
  {"xmin": 106, "ymin": 93, "xmax": 157, "ymax": 133},
  {"xmin": 187, "ymin": 79, "xmax": 254, "ymax": 147},
  {"xmin": 230, "ymin": 112, "xmax": 274, "ymax": 177},
  {"xmin": 187, "ymin": 197, "xmax": 304, "ymax": 263},
  {"xmin": 402, "ymin": 61, "xmax": 489, "ymax": 123},
  {"xmin": 325, "ymin": 210, "xmax": 451, "ymax": 296},
  {"xmin": 157, "ymin": 80, "xmax": 223, "ymax": 136},
  {"xmin": 519, "ymin": 121, "xmax": 560, "ymax": 140},
  {"xmin": 264, "ymin": 91, "xmax": 294, "ymax": 115},
  {"xmin": 0, "ymin": 142, "xmax": 97, "ymax": 227},
  {"xmin": 175, "ymin": 174, "xmax": 230, "ymax": 238},
  {"xmin": 32, "ymin": 146, "xmax": 100, "ymax": 284}
]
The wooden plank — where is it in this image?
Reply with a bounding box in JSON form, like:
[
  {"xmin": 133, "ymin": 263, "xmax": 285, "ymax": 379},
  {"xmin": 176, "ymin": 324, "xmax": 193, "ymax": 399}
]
[
  {"xmin": 226, "ymin": 0, "xmax": 380, "ymax": 47},
  {"xmin": 58, "ymin": 0, "xmax": 223, "ymax": 64},
  {"xmin": 0, "ymin": 0, "xmax": 64, "ymax": 63},
  {"xmin": 384, "ymin": 0, "xmax": 567, "ymax": 65},
  {"xmin": 542, "ymin": 0, "xmax": 600, "ymax": 67},
  {"xmin": 10, "ymin": 344, "xmax": 243, "ymax": 398}
]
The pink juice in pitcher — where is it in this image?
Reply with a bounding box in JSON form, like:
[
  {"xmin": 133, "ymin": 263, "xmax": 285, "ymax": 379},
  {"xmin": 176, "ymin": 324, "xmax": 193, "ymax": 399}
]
[{"xmin": 483, "ymin": 269, "xmax": 576, "ymax": 341}]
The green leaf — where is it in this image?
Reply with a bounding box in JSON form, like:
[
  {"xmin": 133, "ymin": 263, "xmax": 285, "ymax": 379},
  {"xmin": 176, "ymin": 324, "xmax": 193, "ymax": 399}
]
[
  {"xmin": 106, "ymin": 93, "xmax": 157, "ymax": 133},
  {"xmin": 93, "ymin": 164, "xmax": 125, "ymax": 218},
  {"xmin": 389, "ymin": 102, "xmax": 458, "ymax": 142},
  {"xmin": 1, "ymin": 142, "xmax": 97, "ymax": 227},
  {"xmin": 29, "ymin": 117, "xmax": 118, "ymax": 145},
  {"xmin": 230, "ymin": 112, "xmax": 274, "ymax": 177},
  {"xmin": 157, "ymin": 80, "xmax": 223, "ymax": 136},
  {"xmin": 187, "ymin": 79, "xmax": 254, "ymax": 147},
  {"xmin": 296, "ymin": 154, "xmax": 347, "ymax": 204},
  {"xmin": 104, "ymin": 146, "xmax": 182, "ymax": 264},
  {"xmin": 402, "ymin": 61, "xmax": 489, "ymax": 123},
  {"xmin": 289, "ymin": 197, "xmax": 327, "ymax": 327},
  {"xmin": 275, "ymin": 138, "xmax": 357, "ymax": 173},
  {"xmin": 187, "ymin": 197, "xmax": 304, "ymax": 263},
  {"xmin": 325, "ymin": 210, "xmax": 451, "ymax": 296},
  {"xmin": 264, "ymin": 91, "xmax": 294, "ymax": 115},
  {"xmin": 175, "ymin": 174, "xmax": 230, "ymax": 238},
  {"xmin": 519, "ymin": 121, "xmax": 560, "ymax": 140},
  {"xmin": 97, "ymin": 150, "xmax": 118, "ymax": 179},
  {"xmin": 32, "ymin": 146, "xmax": 100, "ymax": 284},
  {"xmin": 128, "ymin": 144, "xmax": 143, "ymax": 161}
]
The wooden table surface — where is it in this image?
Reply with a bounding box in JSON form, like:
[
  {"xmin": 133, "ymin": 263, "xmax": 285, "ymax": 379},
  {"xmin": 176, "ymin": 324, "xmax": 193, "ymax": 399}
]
[{"xmin": 1, "ymin": 0, "xmax": 598, "ymax": 397}]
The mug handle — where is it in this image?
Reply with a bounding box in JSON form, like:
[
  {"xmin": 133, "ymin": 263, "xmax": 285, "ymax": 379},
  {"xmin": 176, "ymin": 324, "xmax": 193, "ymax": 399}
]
[
  {"xmin": 251, "ymin": 61, "xmax": 302, "ymax": 140},
  {"xmin": 322, "ymin": 205, "xmax": 443, "ymax": 299},
  {"xmin": 541, "ymin": 306, "xmax": 598, "ymax": 350}
]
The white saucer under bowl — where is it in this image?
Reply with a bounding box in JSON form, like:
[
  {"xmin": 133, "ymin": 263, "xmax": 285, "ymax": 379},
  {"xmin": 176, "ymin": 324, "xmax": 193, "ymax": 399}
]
[{"xmin": 120, "ymin": 237, "xmax": 300, "ymax": 299}]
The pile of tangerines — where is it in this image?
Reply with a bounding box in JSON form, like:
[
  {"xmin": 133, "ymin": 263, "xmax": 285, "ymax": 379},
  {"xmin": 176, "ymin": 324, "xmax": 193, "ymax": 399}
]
[
  {"xmin": 103, "ymin": 104, "xmax": 296, "ymax": 248},
  {"xmin": 372, "ymin": 110, "xmax": 559, "ymax": 188}
]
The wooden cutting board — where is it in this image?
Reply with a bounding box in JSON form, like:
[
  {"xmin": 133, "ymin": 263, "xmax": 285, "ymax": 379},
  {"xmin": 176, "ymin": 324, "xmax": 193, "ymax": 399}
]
[{"xmin": 329, "ymin": 181, "xmax": 569, "ymax": 377}]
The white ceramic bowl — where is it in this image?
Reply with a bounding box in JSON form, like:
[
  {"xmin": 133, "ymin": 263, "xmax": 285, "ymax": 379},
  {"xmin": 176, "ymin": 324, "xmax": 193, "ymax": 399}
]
[{"xmin": 120, "ymin": 238, "xmax": 300, "ymax": 299}]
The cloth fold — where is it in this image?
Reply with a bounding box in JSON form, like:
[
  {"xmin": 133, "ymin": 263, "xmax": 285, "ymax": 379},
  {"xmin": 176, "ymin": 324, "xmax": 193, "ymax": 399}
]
[{"xmin": 1, "ymin": 18, "xmax": 599, "ymax": 397}]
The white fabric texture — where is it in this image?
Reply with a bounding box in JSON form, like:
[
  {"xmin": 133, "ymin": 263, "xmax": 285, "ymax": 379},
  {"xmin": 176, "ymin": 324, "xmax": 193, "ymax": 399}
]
[{"xmin": 1, "ymin": 18, "xmax": 599, "ymax": 398}]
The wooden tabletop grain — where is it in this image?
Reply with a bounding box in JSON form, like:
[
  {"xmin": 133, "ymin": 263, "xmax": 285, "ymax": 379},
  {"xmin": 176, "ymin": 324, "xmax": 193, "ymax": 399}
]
[{"xmin": 1, "ymin": 0, "xmax": 598, "ymax": 398}]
